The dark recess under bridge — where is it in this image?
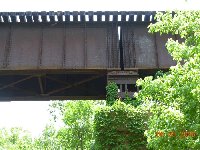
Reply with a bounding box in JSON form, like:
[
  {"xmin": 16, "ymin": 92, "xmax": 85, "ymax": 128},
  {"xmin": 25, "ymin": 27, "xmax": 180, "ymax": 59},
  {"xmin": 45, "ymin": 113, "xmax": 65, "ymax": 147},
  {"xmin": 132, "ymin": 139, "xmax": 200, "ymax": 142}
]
[{"xmin": 0, "ymin": 11, "xmax": 180, "ymax": 100}]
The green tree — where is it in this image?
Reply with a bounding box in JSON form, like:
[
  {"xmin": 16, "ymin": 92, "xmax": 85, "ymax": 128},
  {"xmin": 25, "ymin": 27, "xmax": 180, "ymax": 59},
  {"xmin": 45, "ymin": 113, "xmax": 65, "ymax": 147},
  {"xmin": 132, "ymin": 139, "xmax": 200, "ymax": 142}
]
[
  {"xmin": 136, "ymin": 11, "xmax": 200, "ymax": 149},
  {"xmin": 33, "ymin": 125, "xmax": 60, "ymax": 150},
  {"xmin": 106, "ymin": 82, "xmax": 119, "ymax": 106},
  {"xmin": 53, "ymin": 100, "xmax": 96, "ymax": 150},
  {"xmin": 0, "ymin": 127, "xmax": 33, "ymax": 150},
  {"xmin": 94, "ymin": 100, "xmax": 148, "ymax": 149}
]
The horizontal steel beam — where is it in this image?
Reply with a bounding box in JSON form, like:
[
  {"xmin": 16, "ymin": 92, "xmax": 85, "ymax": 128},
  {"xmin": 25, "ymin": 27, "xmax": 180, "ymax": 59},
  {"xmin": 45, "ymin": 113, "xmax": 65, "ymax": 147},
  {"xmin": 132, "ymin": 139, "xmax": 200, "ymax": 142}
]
[
  {"xmin": 0, "ymin": 11, "xmax": 157, "ymax": 23},
  {"xmin": 0, "ymin": 95, "xmax": 106, "ymax": 101}
]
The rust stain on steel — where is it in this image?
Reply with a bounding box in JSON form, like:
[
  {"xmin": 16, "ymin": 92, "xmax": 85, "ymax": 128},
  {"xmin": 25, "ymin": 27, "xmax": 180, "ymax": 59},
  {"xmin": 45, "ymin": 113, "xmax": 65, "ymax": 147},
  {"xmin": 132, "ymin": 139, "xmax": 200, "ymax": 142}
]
[
  {"xmin": 0, "ymin": 25, "xmax": 10, "ymax": 68},
  {"xmin": 111, "ymin": 24, "xmax": 119, "ymax": 68},
  {"xmin": 134, "ymin": 25, "xmax": 157, "ymax": 68},
  {"xmin": 123, "ymin": 24, "xmax": 157, "ymax": 68},
  {"xmin": 62, "ymin": 24, "xmax": 66, "ymax": 68},
  {"xmin": 84, "ymin": 23, "xmax": 87, "ymax": 68},
  {"xmin": 122, "ymin": 24, "xmax": 131, "ymax": 68},
  {"xmin": 155, "ymin": 33, "xmax": 176, "ymax": 68},
  {"xmin": 122, "ymin": 24, "xmax": 176, "ymax": 69},
  {"xmin": 38, "ymin": 25, "xmax": 43, "ymax": 68},
  {"xmin": 106, "ymin": 24, "xmax": 119, "ymax": 69}
]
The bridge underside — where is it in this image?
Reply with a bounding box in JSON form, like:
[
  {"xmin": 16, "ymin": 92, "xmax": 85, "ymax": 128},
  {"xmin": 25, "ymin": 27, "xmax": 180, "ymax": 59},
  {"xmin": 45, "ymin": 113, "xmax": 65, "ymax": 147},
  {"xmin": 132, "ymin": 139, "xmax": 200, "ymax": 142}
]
[
  {"xmin": 0, "ymin": 70, "xmax": 107, "ymax": 100},
  {"xmin": 0, "ymin": 69, "xmax": 164, "ymax": 101}
]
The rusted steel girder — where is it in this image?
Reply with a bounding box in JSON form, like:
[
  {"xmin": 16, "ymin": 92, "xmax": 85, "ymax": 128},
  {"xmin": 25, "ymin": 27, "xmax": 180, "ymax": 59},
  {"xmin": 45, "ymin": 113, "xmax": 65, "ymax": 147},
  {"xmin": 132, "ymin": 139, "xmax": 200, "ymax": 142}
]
[
  {"xmin": 0, "ymin": 23, "xmax": 119, "ymax": 70},
  {"xmin": 0, "ymin": 11, "xmax": 178, "ymax": 100}
]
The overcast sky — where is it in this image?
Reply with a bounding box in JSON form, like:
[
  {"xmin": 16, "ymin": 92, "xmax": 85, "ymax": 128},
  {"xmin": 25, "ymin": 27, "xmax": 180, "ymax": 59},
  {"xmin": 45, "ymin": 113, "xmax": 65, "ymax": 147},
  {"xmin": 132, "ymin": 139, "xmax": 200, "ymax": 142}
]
[
  {"xmin": 0, "ymin": 0, "xmax": 200, "ymax": 137},
  {"xmin": 0, "ymin": 101, "xmax": 51, "ymax": 137},
  {"xmin": 0, "ymin": 0, "xmax": 200, "ymax": 11}
]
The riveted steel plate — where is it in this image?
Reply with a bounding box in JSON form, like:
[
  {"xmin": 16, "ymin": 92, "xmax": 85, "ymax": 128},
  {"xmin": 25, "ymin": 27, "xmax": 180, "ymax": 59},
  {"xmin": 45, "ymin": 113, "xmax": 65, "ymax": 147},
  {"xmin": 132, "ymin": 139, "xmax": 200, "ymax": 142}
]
[
  {"xmin": 0, "ymin": 23, "xmax": 119, "ymax": 70},
  {"xmin": 8, "ymin": 24, "xmax": 41, "ymax": 69},
  {"xmin": 0, "ymin": 25, "xmax": 10, "ymax": 68},
  {"xmin": 87, "ymin": 27, "xmax": 107, "ymax": 68},
  {"xmin": 64, "ymin": 26, "xmax": 85, "ymax": 68},
  {"xmin": 41, "ymin": 25, "xmax": 64, "ymax": 69}
]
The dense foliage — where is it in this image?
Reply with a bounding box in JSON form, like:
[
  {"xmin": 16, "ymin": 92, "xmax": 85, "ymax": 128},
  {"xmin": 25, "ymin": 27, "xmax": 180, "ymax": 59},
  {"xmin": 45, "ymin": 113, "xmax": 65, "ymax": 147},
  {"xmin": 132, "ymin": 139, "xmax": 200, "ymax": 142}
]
[
  {"xmin": 0, "ymin": 127, "xmax": 33, "ymax": 150},
  {"xmin": 106, "ymin": 81, "xmax": 118, "ymax": 106},
  {"xmin": 94, "ymin": 100, "xmax": 148, "ymax": 149},
  {"xmin": 56, "ymin": 100, "xmax": 94, "ymax": 149},
  {"xmin": 135, "ymin": 11, "xmax": 200, "ymax": 149},
  {"xmin": 33, "ymin": 125, "xmax": 59, "ymax": 150}
]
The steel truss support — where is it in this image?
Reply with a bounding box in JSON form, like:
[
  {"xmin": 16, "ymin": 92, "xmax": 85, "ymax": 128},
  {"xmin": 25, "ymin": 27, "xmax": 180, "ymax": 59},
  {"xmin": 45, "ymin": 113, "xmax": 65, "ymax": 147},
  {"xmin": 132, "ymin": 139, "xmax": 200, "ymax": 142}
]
[
  {"xmin": 107, "ymin": 70, "xmax": 139, "ymax": 98},
  {"xmin": 47, "ymin": 74, "xmax": 104, "ymax": 95}
]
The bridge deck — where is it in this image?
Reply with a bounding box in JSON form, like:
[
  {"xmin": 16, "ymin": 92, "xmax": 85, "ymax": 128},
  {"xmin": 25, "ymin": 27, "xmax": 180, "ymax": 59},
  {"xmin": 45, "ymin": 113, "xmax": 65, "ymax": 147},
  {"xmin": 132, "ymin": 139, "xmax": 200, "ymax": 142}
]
[{"xmin": 0, "ymin": 11, "xmax": 178, "ymax": 100}]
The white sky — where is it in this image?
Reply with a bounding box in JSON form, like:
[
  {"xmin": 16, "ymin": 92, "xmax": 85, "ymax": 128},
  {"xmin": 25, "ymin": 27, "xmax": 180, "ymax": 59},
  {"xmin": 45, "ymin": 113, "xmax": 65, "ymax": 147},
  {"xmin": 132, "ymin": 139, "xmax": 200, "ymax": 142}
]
[
  {"xmin": 0, "ymin": 0, "xmax": 200, "ymax": 137},
  {"xmin": 0, "ymin": 0, "xmax": 200, "ymax": 11},
  {"xmin": 0, "ymin": 101, "xmax": 51, "ymax": 137}
]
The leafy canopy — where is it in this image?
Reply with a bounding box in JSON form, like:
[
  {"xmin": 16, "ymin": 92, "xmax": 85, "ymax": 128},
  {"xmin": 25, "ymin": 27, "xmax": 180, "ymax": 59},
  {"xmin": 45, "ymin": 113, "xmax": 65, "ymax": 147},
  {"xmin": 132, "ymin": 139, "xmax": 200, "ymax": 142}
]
[
  {"xmin": 94, "ymin": 100, "xmax": 148, "ymax": 150},
  {"xmin": 135, "ymin": 11, "xmax": 200, "ymax": 150},
  {"xmin": 0, "ymin": 127, "xmax": 33, "ymax": 150}
]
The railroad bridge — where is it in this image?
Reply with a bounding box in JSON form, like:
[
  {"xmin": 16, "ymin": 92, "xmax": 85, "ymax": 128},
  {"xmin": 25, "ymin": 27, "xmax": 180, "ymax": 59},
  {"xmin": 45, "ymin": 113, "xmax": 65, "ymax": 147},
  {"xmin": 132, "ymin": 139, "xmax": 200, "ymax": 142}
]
[{"xmin": 0, "ymin": 11, "xmax": 178, "ymax": 100}]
